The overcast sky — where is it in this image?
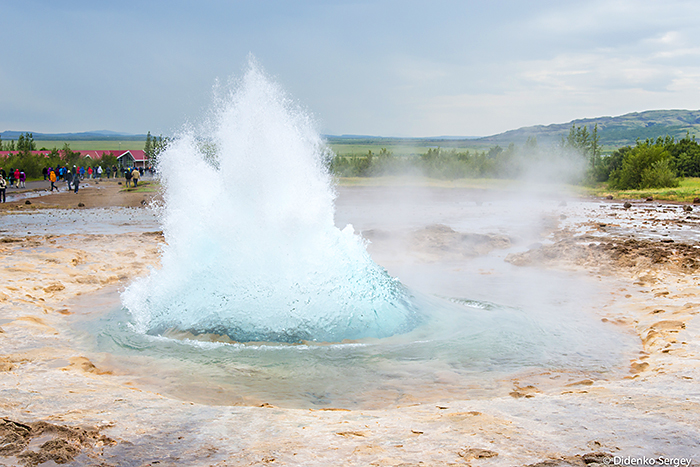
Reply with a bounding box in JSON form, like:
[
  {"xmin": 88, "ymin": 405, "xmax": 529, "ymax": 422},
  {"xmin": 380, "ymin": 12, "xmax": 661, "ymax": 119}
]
[{"xmin": 2, "ymin": 0, "xmax": 699, "ymax": 137}]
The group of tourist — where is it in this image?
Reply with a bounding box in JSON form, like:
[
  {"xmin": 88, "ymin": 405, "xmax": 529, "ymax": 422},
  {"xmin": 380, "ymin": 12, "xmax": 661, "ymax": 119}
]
[
  {"xmin": 0, "ymin": 168, "xmax": 26, "ymax": 202},
  {"xmin": 46, "ymin": 164, "xmax": 121, "ymax": 182},
  {"xmin": 0, "ymin": 168, "xmax": 27, "ymax": 190},
  {"xmin": 124, "ymin": 166, "xmax": 141, "ymax": 187},
  {"xmin": 0, "ymin": 165, "xmax": 147, "ymax": 203}
]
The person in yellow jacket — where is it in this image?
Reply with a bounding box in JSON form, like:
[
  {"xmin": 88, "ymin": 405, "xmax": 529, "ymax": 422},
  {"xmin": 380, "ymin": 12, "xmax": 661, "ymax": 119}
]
[
  {"xmin": 132, "ymin": 167, "xmax": 140, "ymax": 187},
  {"xmin": 49, "ymin": 169, "xmax": 58, "ymax": 192}
]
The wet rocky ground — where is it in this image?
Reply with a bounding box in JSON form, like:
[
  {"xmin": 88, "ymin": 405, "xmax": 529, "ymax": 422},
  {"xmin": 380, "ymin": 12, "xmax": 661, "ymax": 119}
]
[{"xmin": 0, "ymin": 187, "xmax": 698, "ymax": 466}]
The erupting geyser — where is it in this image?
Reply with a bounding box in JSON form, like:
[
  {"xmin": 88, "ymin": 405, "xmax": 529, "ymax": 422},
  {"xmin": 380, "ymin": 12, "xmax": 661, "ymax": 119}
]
[{"xmin": 122, "ymin": 63, "xmax": 420, "ymax": 343}]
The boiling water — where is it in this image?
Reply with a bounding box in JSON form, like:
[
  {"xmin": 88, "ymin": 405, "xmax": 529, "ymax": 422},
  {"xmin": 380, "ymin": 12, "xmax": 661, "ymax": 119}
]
[
  {"xmin": 103, "ymin": 62, "xmax": 636, "ymax": 408},
  {"xmin": 84, "ymin": 270, "xmax": 631, "ymax": 408},
  {"xmin": 121, "ymin": 62, "xmax": 420, "ymax": 343}
]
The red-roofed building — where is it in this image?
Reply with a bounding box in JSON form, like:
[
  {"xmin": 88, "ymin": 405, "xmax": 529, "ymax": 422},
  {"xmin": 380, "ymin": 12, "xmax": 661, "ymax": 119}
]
[
  {"xmin": 77, "ymin": 150, "xmax": 112, "ymax": 160},
  {"xmin": 75, "ymin": 150, "xmax": 148, "ymax": 168},
  {"xmin": 114, "ymin": 150, "xmax": 147, "ymax": 168}
]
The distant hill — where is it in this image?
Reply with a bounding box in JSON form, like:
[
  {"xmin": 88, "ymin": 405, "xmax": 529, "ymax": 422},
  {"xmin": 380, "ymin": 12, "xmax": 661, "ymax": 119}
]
[
  {"xmin": 0, "ymin": 130, "xmax": 147, "ymax": 141},
  {"xmin": 5, "ymin": 109, "xmax": 699, "ymax": 150},
  {"xmin": 477, "ymin": 109, "xmax": 700, "ymax": 147},
  {"xmin": 326, "ymin": 110, "xmax": 700, "ymax": 151}
]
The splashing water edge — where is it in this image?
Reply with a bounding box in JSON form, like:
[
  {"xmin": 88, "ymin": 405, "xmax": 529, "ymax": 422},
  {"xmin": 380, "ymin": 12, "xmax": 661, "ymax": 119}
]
[
  {"xmin": 110, "ymin": 62, "xmax": 637, "ymax": 410},
  {"xmin": 121, "ymin": 62, "xmax": 421, "ymax": 343}
]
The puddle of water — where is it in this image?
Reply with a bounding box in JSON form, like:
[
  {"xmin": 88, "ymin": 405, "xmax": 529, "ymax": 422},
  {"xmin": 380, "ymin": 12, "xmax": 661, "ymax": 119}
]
[
  {"xmin": 0, "ymin": 208, "xmax": 159, "ymax": 236},
  {"xmin": 63, "ymin": 270, "xmax": 638, "ymax": 410}
]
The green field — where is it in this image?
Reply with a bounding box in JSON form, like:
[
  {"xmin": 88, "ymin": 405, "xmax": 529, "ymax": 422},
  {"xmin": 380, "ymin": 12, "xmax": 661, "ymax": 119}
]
[
  {"xmin": 120, "ymin": 181, "xmax": 158, "ymax": 193},
  {"xmin": 26, "ymin": 138, "xmax": 622, "ymax": 156},
  {"xmin": 579, "ymin": 177, "xmax": 700, "ymax": 202},
  {"xmin": 337, "ymin": 176, "xmax": 700, "ymax": 202},
  {"xmin": 37, "ymin": 140, "xmax": 465, "ymax": 156},
  {"xmin": 35, "ymin": 140, "xmax": 146, "ymax": 151},
  {"xmin": 336, "ymin": 175, "xmax": 522, "ymax": 189},
  {"xmin": 24, "ymin": 137, "xmax": 700, "ymax": 203},
  {"xmin": 328, "ymin": 140, "xmax": 494, "ymax": 157},
  {"xmin": 23, "ymin": 136, "xmax": 660, "ymax": 157},
  {"xmin": 328, "ymin": 141, "xmax": 628, "ymax": 156}
]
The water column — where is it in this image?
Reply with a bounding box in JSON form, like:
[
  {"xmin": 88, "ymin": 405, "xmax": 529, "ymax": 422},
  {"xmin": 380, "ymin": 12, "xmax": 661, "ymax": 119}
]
[{"xmin": 122, "ymin": 62, "xmax": 420, "ymax": 343}]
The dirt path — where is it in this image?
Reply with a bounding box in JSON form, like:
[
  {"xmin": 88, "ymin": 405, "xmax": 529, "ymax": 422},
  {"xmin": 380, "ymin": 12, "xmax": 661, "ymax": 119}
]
[{"xmin": 0, "ymin": 178, "xmax": 159, "ymax": 210}]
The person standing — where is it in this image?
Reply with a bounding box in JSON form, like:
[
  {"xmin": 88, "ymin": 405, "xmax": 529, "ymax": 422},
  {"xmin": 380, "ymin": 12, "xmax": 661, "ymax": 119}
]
[
  {"xmin": 13, "ymin": 168, "xmax": 20, "ymax": 188},
  {"xmin": 97, "ymin": 165, "xmax": 103, "ymax": 179},
  {"xmin": 87, "ymin": 166, "xmax": 93, "ymax": 179},
  {"xmin": 0, "ymin": 174, "xmax": 6, "ymax": 202},
  {"xmin": 124, "ymin": 167, "xmax": 132, "ymax": 187},
  {"xmin": 132, "ymin": 167, "xmax": 140, "ymax": 187},
  {"xmin": 49, "ymin": 169, "xmax": 58, "ymax": 192},
  {"xmin": 19, "ymin": 170, "xmax": 26, "ymax": 188},
  {"xmin": 73, "ymin": 167, "xmax": 81, "ymax": 193},
  {"xmin": 42, "ymin": 167, "xmax": 48, "ymax": 180}
]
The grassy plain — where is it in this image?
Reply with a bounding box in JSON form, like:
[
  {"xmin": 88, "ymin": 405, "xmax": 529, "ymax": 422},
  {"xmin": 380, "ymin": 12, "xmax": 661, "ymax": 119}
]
[
  {"xmin": 579, "ymin": 177, "xmax": 700, "ymax": 202},
  {"xmin": 35, "ymin": 139, "xmax": 475, "ymax": 155},
  {"xmin": 121, "ymin": 181, "xmax": 158, "ymax": 193},
  {"xmin": 116, "ymin": 174, "xmax": 700, "ymax": 202},
  {"xmin": 35, "ymin": 140, "xmax": 145, "ymax": 151},
  {"xmin": 32, "ymin": 138, "xmax": 600, "ymax": 157},
  {"xmin": 338, "ymin": 176, "xmax": 700, "ymax": 202},
  {"xmin": 336, "ymin": 175, "xmax": 521, "ymax": 189},
  {"xmin": 328, "ymin": 140, "xmax": 493, "ymax": 156},
  {"xmin": 25, "ymin": 138, "xmax": 700, "ymax": 202}
]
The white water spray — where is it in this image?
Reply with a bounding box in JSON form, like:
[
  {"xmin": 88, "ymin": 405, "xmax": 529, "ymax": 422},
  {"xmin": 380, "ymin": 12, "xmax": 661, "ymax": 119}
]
[{"xmin": 122, "ymin": 63, "xmax": 419, "ymax": 343}]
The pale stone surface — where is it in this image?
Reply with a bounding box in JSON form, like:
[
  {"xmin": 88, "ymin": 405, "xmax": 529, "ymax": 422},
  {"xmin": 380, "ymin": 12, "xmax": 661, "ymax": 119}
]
[{"xmin": 0, "ymin": 188, "xmax": 698, "ymax": 466}]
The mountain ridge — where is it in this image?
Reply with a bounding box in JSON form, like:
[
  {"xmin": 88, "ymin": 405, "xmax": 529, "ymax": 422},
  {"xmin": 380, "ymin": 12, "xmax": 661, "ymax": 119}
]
[
  {"xmin": 0, "ymin": 130, "xmax": 147, "ymax": 141},
  {"xmin": 477, "ymin": 109, "xmax": 700, "ymax": 146},
  {"xmin": 3, "ymin": 109, "xmax": 699, "ymax": 148}
]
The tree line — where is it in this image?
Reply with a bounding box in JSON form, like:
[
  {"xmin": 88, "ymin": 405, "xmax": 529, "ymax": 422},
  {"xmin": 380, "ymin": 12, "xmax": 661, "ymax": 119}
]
[
  {"xmin": 329, "ymin": 124, "xmax": 700, "ymax": 190},
  {"xmin": 0, "ymin": 131, "xmax": 170, "ymax": 179},
  {"xmin": 4, "ymin": 127, "xmax": 698, "ymax": 189},
  {"xmin": 597, "ymin": 134, "xmax": 700, "ymax": 190},
  {"xmin": 330, "ymin": 132, "xmax": 585, "ymax": 183},
  {"xmin": 143, "ymin": 131, "xmax": 169, "ymax": 166},
  {"xmin": 0, "ymin": 133, "xmax": 120, "ymax": 179}
]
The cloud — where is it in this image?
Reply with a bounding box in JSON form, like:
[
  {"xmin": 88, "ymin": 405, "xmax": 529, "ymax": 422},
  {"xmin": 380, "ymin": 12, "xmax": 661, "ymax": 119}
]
[{"xmin": 2, "ymin": 0, "xmax": 700, "ymax": 137}]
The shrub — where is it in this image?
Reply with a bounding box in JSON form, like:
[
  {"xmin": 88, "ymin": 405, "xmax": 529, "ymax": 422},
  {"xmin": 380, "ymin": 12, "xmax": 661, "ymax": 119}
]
[
  {"xmin": 640, "ymin": 159, "xmax": 679, "ymax": 188},
  {"xmin": 609, "ymin": 144, "xmax": 677, "ymax": 189}
]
